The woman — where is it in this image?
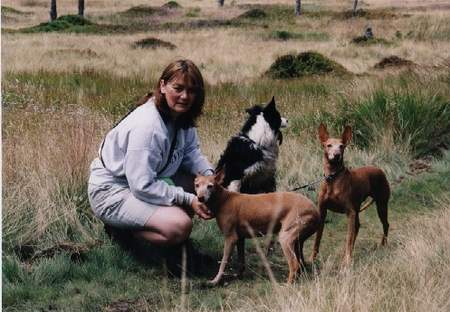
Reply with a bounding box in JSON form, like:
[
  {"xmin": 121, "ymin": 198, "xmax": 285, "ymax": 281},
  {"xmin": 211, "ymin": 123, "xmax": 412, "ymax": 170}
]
[{"xmin": 88, "ymin": 59, "xmax": 214, "ymax": 248}]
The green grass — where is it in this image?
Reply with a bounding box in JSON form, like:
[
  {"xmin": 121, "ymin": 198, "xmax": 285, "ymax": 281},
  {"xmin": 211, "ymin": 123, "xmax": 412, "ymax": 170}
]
[
  {"xmin": 265, "ymin": 51, "xmax": 349, "ymax": 79},
  {"xmin": 2, "ymin": 67, "xmax": 450, "ymax": 310},
  {"xmin": 3, "ymin": 154, "xmax": 449, "ymax": 311},
  {"xmin": 294, "ymin": 86, "xmax": 449, "ymax": 157}
]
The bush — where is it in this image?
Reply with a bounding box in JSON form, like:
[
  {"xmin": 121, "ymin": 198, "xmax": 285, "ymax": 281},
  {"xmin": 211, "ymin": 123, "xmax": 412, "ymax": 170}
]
[{"xmin": 266, "ymin": 51, "xmax": 348, "ymax": 79}]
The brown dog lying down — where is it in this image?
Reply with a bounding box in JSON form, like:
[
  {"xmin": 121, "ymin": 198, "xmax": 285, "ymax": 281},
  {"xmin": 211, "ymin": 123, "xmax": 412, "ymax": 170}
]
[
  {"xmin": 194, "ymin": 170, "xmax": 320, "ymax": 285},
  {"xmin": 312, "ymin": 124, "xmax": 390, "ymax": 266}
]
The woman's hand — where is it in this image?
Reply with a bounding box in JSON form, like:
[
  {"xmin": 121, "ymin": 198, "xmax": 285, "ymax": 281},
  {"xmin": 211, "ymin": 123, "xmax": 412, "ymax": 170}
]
[{"xmin": 191, "ymin": 197, "xmax": 213, "ymax": 220}]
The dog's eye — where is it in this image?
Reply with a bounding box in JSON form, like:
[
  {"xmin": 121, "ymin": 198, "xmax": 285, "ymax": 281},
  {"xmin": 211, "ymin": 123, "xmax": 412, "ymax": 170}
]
[
  {"xmin": 195, "ymin": 184, "xmax": 199, "ymax": 188},
  {"xmin": 327, "ymin": 144, "xmax": 332, "ymax": 148},
  {"xmin": 207, "ymin": 184, "xmax": 213, "ymax": 189},
  {"xmin": 339, "ymin": 144, "xmax": 344, "ymax": 148}
]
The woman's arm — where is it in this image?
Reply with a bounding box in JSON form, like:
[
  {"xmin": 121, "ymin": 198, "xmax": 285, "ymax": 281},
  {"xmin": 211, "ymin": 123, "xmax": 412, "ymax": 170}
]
[
  {"xmin": 125, "ymin": 127, "xmax": 196, "ymax": 206},
  {"xmin": 181, "ymin": 128, "xmax": 214, "ymax": 176}
]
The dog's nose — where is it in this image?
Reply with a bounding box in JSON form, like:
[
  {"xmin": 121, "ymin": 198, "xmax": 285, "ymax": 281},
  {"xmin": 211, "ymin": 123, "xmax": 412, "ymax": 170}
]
[{"xmin": 198, "ymin": 196, "xmax": 205, "ymax": 203}]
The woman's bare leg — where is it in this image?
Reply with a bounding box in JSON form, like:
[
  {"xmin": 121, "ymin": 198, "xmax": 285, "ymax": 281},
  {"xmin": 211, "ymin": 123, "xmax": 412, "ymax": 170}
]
[{"xmin": 134, "ymin": 206, "xmax": 193, "ymax": 246}]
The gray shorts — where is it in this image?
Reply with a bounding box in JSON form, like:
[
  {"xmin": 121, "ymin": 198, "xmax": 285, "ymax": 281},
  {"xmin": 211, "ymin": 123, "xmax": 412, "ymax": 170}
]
[{"xmin": 88, "ymin": 171, "xmax": 195, "ymax": 229}]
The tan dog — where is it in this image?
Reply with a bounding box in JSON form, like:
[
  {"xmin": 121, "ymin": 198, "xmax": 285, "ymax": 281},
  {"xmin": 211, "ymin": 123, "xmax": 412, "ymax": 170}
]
[
  {"xmin": 312, "ymin": 124, "xmax": 390, "ymax": 266},
  {"xmin": 194, "ymin": 170, "xmax": 319, "ymax": 285}
]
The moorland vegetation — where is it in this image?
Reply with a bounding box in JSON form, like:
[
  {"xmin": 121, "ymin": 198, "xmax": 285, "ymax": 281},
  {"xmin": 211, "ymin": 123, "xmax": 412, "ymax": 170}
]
[{"xmin": 2, "ymin": 0, "xmax": 450, "ymax": 311}]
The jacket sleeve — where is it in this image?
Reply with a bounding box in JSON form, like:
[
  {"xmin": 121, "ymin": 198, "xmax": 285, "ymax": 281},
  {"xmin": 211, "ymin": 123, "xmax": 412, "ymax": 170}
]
[
  {"xmin": 124, "ymin": 127, "xmax": 195, "ymax": 206},
  {"xmin": 181, "ymin": 128, "xmax": 214, "ymax": 176}
]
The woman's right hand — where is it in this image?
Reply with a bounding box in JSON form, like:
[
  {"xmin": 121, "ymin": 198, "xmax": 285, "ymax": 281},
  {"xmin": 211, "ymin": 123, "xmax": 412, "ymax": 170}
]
[{"xmin": 191, "ymin": 197, "xmax": 213, "ymax": 220}]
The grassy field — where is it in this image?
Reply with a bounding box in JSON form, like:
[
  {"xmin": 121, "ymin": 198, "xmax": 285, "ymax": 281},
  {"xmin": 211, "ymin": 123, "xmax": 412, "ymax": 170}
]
[{"xmin": 2, "ymin": 0, "xmax": 450, "ymax": 311}]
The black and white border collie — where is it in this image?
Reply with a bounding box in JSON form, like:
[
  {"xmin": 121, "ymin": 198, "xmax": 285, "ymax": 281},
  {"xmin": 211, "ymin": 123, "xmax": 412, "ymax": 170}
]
[{"xmin": 216, "ymin": 97, "xmax": 288, "ymax": 194}]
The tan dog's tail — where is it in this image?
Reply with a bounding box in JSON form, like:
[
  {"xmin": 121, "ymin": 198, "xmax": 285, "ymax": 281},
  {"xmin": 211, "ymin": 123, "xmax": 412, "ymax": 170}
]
[{"xmin": 360, "ymin": 198, "xmax": 375, "ymax": 212}]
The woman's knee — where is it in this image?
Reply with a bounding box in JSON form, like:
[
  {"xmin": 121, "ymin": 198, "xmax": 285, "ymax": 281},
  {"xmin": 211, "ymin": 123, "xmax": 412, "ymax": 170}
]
[
  {"xmin": 143, "ymin": 207, "xmax": 193, "ymax": 245},
  {"xmin": 164, "ymin": 217, "xmax": 193, "ymax": 244}
]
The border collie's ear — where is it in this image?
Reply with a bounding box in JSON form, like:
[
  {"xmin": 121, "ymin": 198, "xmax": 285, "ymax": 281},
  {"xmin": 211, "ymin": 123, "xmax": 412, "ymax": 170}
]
[
  {"xmin": 341, "ymin": 125, "xmax": 352, "ymax": 146},
  {"xmin": 318, "ymin": 123, "xmax": 329, "ymax": 143},
  {"xmin": 246, "ymin": 105, "xmax": 263, "ymax": 115},
  {"xmin": 265, "ymin": 96, "xmax": 276, "ymax": 110},
  {"xmin": 215, "ymin": 168, "xmax": 225, "ymax": 185}
]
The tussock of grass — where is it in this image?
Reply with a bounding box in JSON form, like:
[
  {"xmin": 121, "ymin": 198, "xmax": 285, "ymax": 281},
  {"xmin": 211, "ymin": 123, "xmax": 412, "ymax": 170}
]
[
  {"xmin": 132, "ymin": 37, "xmax": 176, "ymax": 50},
  {"xmin": 266, "ymin": 52, "xmax": 348, "ymax": 79},
  {"xmin": 121, "ymin": 5, "xmax": 159, "ymax": 17},
  {"xmin": 162, "ymin": 1, "xmax": 181, "ymax": 9},
  {"xmin": 268, "ymin": 30, "xmax": 329, "ymax": 41},
  {"xmin": 238, "ymin": 8, "xmax": 267, "ymax": 19},
  {"xmin": 351, "ymin": 36, "xmax": 392, "ymax": 45},
  {"xmin": 20, "ymin": 15, "xmax": 95, "ymax": 33},
  {"xmin": 374, "ymin": 56, "xmax": 415, "ymax": 69},
  {"xmin": 297, "ymin": 88, "xmax": 449, "ymax": 157}
]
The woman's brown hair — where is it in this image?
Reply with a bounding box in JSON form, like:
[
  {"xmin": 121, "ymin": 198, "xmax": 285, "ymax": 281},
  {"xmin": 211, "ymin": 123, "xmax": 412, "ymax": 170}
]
[{"xmin": 154, "ymin": 59, "xmax": 205, "ymax": 129}]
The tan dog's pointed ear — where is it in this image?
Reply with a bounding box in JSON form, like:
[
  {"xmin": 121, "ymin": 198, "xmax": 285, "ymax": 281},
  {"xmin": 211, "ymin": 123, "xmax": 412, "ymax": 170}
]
[
  {"xmin": 318, "ymin": 123, "xmax": 329, "ymax": 143},
  {"xmin": 342, "ymin": 125, "xmax": 352, "ymax": 146},
  {"xmin": 215, "ymin": 168, "xmax": 225, "ymax": 185}
]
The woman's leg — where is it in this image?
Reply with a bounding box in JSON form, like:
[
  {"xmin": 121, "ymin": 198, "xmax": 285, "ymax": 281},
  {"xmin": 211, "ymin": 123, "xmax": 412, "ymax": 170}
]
[{"xmin": 134, "ymin": 206, "xmax": 193, "ymax": 246}]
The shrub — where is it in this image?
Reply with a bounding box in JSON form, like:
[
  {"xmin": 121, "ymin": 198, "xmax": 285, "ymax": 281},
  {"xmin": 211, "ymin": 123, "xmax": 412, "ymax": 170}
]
[{"xmin": 266, "ymin": 52, "xmax": 348, "ymax": 79}]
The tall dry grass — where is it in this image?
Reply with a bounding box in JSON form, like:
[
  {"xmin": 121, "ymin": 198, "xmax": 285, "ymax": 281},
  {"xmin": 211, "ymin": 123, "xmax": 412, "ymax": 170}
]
[
  {"xmin": 182, "ymin": 196, "xmax": 450, "ymax": 312},
  {"xmin": 2, "ymin": 109, "xmax": 109, "ymax": 248}
]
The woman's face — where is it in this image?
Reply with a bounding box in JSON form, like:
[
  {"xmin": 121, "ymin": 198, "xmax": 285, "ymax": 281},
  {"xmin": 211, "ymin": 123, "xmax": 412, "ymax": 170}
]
[{"xmin": 160, "ymin": 75, "xmax": 196, "ymax": 118}]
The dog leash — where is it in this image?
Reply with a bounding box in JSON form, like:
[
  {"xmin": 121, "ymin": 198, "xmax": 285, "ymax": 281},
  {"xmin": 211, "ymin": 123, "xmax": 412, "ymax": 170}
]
[
  {"xmin": 290, "ymin": 167, "xmax": 345, "ymax": 192},
  {"xmin": 290, "ymin": 177, "xmax": 324, "ymax": 192}
]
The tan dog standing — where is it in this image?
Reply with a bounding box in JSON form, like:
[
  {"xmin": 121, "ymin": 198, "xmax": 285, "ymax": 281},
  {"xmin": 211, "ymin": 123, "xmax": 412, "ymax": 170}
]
[
  {"xmin": 311, "ymin": 124, "xmax": 390, "ymax": 266},
  {"xmin": 195, "ymin": 170, "xmax": 319, "ymax": 285}
]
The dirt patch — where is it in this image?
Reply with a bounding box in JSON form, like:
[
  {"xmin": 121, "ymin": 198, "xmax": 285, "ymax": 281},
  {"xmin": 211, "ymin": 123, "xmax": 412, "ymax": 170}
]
[
  {"xmin": 374, "ymin": 56, "xmax": 415, "ymax": 69},
  {"xmin": 266, "ymin": 51, "xmax": 349, "ymax": 79},
  {"xmin": 14, "ymin": 240, "xmax": 102, "ymax": 263},
  {"xmin": 132, "ymin": 37, "xmax": 176, "ymax": 50},
  {"xmin": 407, "ymin": 158, "xmax": 433, "ymax": 175},
  {"xmin": 104, "ymin": 299, "xmax": 147, "ymax": 312}
]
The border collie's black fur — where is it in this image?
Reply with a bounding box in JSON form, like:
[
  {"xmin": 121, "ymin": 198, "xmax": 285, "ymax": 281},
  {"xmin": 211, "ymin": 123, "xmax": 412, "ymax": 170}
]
[{"xmin": 216, "ymin": 97, "xmax": 287, "ymax": 194}]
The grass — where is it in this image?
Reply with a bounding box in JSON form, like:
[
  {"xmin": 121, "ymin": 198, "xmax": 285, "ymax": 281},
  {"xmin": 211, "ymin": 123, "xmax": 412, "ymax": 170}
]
[
  {"xmin": 265, "ymin": 51, "xmax": 349, "ymax": 79},
  {"xmin": 268, "ymin": 30, "xmax": 329, "ymax": 41},
  {"xmin": 2, "ymin": 0, "xmax": 450, "ymax": 310},
  {"xmin": 3, "ymin": 154, "xmax": 449, "ymax": 311}
]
